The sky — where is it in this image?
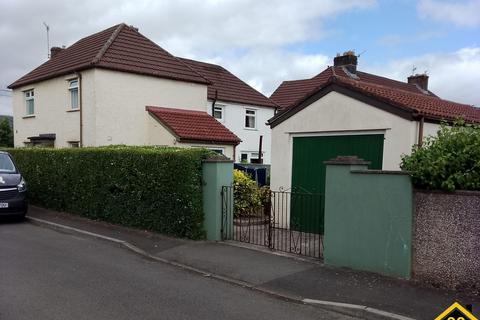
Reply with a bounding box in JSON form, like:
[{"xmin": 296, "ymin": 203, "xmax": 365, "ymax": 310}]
[{"xmin": 0, "ymin": 0, "xmax": 479, "ymax": 115}]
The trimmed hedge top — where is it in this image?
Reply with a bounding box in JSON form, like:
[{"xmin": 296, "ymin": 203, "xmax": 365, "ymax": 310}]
[{"xmin": 5, "ymin": 146, "xmax": 214, "ymax": 239}]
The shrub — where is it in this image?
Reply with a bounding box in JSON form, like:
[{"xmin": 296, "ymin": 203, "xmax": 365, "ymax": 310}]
[
  {"xmin": 401, "ymin": 121, "xmax": 480, "ymax": 191},
  {"xmin": 0, "ymin": 118, "xmax": 13, "ymax": 147},
  {"xmin": 4, "ymin": 146, "xmax": 213, "ymax": 239},
  {"xmin": 233, "ymin": 169, "xmax": 262, "ymax": 218}
]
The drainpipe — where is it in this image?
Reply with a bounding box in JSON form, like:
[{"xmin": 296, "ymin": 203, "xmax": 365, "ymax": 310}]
[
  {"xmin": 417, "ymin": 116, "xmax": 424, "ymax": 147},
  {"xmin": 258, "ymin": 135, "xmax": 263, "ymax": 164},
  {"xmin": 211, "ymin": 89, "xmax": 218, "ymax": 117},
  {"xmin": 75, "ymin": 72, "xmax": 83, "ymax": 147}
]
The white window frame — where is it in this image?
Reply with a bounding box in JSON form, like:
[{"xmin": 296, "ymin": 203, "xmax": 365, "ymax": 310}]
[
  {"xmin": 244, "ymin": 108, "xmax": 257, "ymax": 129},
  {"xmin": 68, "ymin": 79, "xmax": 79, "ymax": 110},
  {"xmin": 24, "ymin": 89, "xmax": 35, "ymax": 116},
  {"xmin": 213, "ymin": 105, "xmax": 224, "ymax": 122}
]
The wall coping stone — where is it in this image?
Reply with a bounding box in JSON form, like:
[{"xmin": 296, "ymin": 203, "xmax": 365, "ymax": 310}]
[
  {"xmin": 351, "ymin": 170, "xmax": 410, "ymax": 175},
  {"xmin": 324, "ymin": 156, "xmax": 370, "ymax": 165},
  {"xmin": 414, "ymin": 189, "xmax": 480, "ymax": 197}
]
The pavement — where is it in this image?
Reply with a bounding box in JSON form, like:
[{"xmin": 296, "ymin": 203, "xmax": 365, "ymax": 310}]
[{"xmin": 22, "ymin": 206, "xmax": 480, "ymax": 320}]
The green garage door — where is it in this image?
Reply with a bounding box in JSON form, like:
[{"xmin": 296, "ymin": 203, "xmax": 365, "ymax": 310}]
[{"xmin": 291, "ymin": 134, "xmax": 384, "ymax": 234}]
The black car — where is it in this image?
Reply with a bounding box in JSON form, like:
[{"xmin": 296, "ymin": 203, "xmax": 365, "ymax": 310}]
[{"xmin": 0, "ymin": 151, "xmax": 27, "ymax": 219}]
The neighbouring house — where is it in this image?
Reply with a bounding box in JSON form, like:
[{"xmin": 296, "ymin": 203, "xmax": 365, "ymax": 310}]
[
  {"xmin": 8, "ymin": 23, "xmax": 281, "ymax": 159},
  {"xmin": 268, "ymin": 52, "xmax": 480, "ymax": 193},
  {"xmin": 179, "ymin": 58, "xmax": 277, "ymax": 164}
]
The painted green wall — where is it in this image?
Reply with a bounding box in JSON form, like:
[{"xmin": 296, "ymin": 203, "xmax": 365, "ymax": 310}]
[
  {"xmin": 202, "ymin": 160, "xmax": 233, "ymax": 241},
  {"xmin": 324, "ymin": 163, "xmax": 412, "ymax": 278}
]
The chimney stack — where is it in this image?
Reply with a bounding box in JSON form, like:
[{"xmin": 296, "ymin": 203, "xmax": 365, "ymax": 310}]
[
  {"xmin": 408, "ymin": 74, "xmax": 429, "ymax": 91},
  {"xmin": 334, "ymin": 51, "xmax": 358, "ymax": 74},
  {"xmin": 50, "ymin": 46, "xmax": 64, "ymax": 58}
]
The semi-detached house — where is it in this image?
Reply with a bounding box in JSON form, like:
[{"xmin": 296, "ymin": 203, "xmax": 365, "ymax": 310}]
[{"xmin": 9, "ymin": 23, "xmax": 275, "ymax": 162}]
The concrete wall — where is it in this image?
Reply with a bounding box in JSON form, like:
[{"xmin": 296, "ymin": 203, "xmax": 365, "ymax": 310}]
[
  {"xmin": 207, "ymin": 100, "xmax": 274, "ymax": 164},
  {"xmin": 270, "ymin": 91, "xmax": 439, "ymax": 191},
  {"xmin": 93, "ymin": 69, "xmax": 208, "ymax": 146},
  {"xmin": 413, "ymin": 190, "xmax": 480, "ymax": 293},
  {"xmin": 12, "ymin": 70, "xmax": 96, "ymax": 147},
  {"xmin": 202, "ymin": 159, "xmax": 234, "ymax": 240},
  {"xmin": 324, "ymin": 158, "xmax": 412, "ymax": 278}
]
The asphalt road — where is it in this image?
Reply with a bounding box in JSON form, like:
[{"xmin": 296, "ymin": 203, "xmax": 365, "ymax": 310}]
[{"xmin": 0, "ymin": 221, "xmax": 356, "ymax": 320}]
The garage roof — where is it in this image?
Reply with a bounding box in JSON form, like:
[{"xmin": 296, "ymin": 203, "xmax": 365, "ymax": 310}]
[
  {"xmin": 146, "ymin": 106, "xmax": 241, "ymax": 145},
  {"xmin": 9, "ymin": 24, "xmax": 209, "ymax": 89},
  {"xmin": 269, "ymin": 66, "xmax": 480, "ymax": 126}
]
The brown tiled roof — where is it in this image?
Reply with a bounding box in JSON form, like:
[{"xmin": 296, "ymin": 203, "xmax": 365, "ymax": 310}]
[
  {"xmin": 9, "ymin": 24, "xmax": 209, "ymax": 89},
  {"xmin": 179, "ymin": 58, "xmax": 277, "ymax": 108},
  {"xmin": 270, "ymin": 66, "xmax": 480, "ymax": 124},
  {"xmin": 146, "ymin": 106, "xmax": 241, "ymax": 145}
]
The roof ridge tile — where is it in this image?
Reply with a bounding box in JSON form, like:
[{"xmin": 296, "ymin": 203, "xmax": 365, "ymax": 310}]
[{"xmin": 91, "ymin": 23, "xmax": 126, "ymax": 65}]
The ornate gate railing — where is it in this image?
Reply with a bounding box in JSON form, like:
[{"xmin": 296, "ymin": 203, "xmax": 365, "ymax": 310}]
[{"xmin": 221, "ymin": 186, "xmax": 324, "ymax": 259}]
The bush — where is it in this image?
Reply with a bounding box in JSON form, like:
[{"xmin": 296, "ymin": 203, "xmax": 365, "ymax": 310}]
[
  {"xmin": 233, "ymin": 169, "xmax": 262, "ymax": 218},
  {"xmin": 401, "ymin": 121, "xmax": 480, "ymax": 191},
  {"xmin": 0, "ymin": 118, "xmax": 13, "ymax": 147},
  {"xmin": 4, "ymin": 146, "xmax": 213, "ymax": 239}
]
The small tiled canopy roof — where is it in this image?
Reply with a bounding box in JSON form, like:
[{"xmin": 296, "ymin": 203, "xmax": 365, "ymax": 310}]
[
  {"xmin": 179, "ymin": 58, "xmax": 277, "ymax": 108},
  {"xmin": 9, "ymin": 24, "xmax": 209, "ymax": 89},
  {"xmin": 146, "ymin": 106, "xmax": 241, "ymax": 145},
  {"xmin": 269, "ymin": 66, "xmax": 480, "ymax": 126}
]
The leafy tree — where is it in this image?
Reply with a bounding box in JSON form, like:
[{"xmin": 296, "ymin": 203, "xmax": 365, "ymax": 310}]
[
  {"xmin": 401, "ymin": 120, "xmax": 480, "ymax": 191},
  {"xmin": 0, "ymin": 118, "xmax": 13, "ymax": 147}
]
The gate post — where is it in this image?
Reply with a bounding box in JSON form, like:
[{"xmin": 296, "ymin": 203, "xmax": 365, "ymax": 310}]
[{"xmin": 202, "ymin": 157, "xmax": 233, "ymax": 241}]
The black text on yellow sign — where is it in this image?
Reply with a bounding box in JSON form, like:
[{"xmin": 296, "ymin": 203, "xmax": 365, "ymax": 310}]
[{"xmin": 435, "ymin": 302, "xmax": 478, "ymax": 320}]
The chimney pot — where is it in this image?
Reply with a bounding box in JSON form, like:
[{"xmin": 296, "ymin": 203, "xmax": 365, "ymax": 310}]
[
  {"xmin": 334, "ymin": 51, "xmax": 358, "ymax": 74},
  {"xmin": 408, "ymin": 74, "xmax": 429, "ymax": 91},
  {"xmin": 50, "ymin": 46, "xmax": 64, "ymax": 58}
]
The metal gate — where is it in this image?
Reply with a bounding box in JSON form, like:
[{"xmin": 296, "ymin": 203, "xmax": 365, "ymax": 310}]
[{"xmin": 221, "ymin": 186, "xmax": 323, "ymax": 259}]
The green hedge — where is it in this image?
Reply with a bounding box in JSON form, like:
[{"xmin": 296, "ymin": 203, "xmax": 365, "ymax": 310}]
[
  {"xmin": 5, "ymin": 146, "xmax": 213, "ymax": 239},
  {"xmin": 401, "ymin": 121, "xmax": 480, "ymax": 191}
]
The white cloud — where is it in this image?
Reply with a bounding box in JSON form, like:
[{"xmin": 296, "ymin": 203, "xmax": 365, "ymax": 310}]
[
  {"xmin": 214, "ymin": 48, "xmax": 329, "ymax": 95},
  {"xmin": 0, "ymin": 93, "xmax": 12, "ymax": 116},
  {"xmin": 365, "ymin": 47, "xmax": 480, "ymax": 107},
  {"xmin": 0, "ymin": 0, "xmax": 375, "ymax": 114},
  {"xmin": 418, "ymin": 0, "xmax": 480, "ymax": 27}
]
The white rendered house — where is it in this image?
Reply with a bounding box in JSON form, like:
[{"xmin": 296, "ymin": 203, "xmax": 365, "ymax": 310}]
[
  {"xmin": 8, "ymin": 24, "xmax": 245, "ymax": 156},
  {"xmin": 180, "ymin": 58, "xmax": 277, "ymax": 164}
]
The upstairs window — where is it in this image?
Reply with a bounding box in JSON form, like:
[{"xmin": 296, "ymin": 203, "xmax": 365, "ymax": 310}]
[
  {"xmin": 213, "ymin": 105, "xmax": 224, "ymax": 121},
  {"xmin": 245, "ymin": 109, "xmax": 256, "ymax": 129},
  {"xmin": 69, "ymin": 79, "xmax": 79, "ymax": 109},
  {"xmin": 25, "ymin": 90, "xmax": 34, "ymax": 115}
]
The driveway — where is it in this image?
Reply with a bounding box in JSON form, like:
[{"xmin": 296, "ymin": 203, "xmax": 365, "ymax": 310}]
[{"xmin": 0, "ymin": 221, "xmax": 356, "ymax": 320}]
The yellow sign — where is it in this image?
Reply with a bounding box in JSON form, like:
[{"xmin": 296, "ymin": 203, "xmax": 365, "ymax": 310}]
[{"xmin": 435, "ymin": 302, "xmax": 478, "ymax": 320}]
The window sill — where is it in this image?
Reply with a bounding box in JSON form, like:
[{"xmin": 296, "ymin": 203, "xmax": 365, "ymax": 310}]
[
  {"xmin": 22, "ymin": 115, "xmax": 35, "ymax": 119},
  {"xmin": 66, "ymin": 108, "xmax": 80, "ymax": 113},
  {"xmin": 244, "ymin": 127, "xmax": 258, "ymax": 131}
]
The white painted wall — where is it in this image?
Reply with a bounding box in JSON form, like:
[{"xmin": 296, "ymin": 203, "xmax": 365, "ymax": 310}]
[
  {"xmin": 12, "ymin": 70, "xmax": 96, "ymax": 147},
  {"xmin": 270, "ymin": 91, "xmax": 440, "ymax": 191},
  {"xmin": 12, "ymin": 69, "xmax": 208, "ymax": 148},
  {"xmin": 207, "ymin": 100, "xmax": 275, "ymax": 164},
  {"xmin": 93, "ymin": 69, "xmax": 208, "ymax": 146}
]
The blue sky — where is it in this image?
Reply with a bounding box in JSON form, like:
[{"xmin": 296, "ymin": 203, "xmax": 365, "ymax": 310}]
[
  {"xmin": 0, "ymin": 0, "xmax": 479, "ymax": 115},
  {"xmin": 310, "ymin": 0, "xmax": 479, "ymax": 65}
]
